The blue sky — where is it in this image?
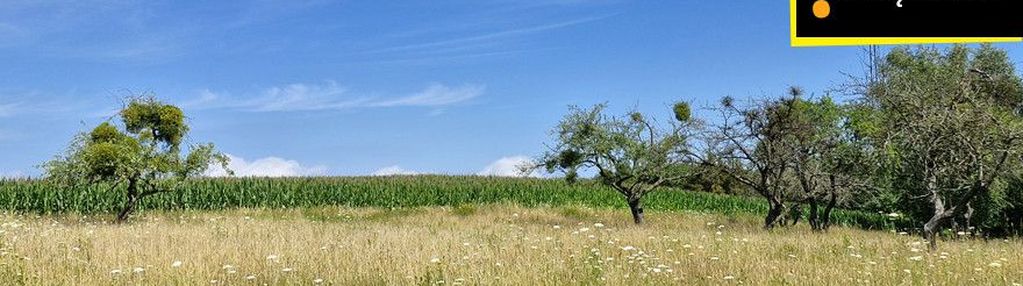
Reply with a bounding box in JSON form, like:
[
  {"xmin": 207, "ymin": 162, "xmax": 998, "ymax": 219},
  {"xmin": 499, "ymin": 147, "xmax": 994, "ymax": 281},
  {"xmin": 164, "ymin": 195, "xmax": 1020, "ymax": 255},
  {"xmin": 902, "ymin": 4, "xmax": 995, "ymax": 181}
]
[{"xmin": 1, "ymin": 0, "xmax": 1021, "ymax": 177}]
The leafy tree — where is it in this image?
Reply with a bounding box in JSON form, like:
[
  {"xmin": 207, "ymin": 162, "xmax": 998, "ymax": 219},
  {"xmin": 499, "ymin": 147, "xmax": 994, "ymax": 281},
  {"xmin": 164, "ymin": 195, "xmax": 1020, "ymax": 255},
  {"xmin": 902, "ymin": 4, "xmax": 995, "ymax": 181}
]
[
  {"xmin": 859, "ymin": 45, "xmax": 1023, "ymax": 249},
  {"xmin": 780, "ymin": 94, "xmax": 872, "ymax": 231},
  {"xmin": 537, "ymin": 102, "xmax": 699, "ymax": 224},
  {"xmin": 45, "ymin": 96, "xmax": 230, "ymax": 222}
]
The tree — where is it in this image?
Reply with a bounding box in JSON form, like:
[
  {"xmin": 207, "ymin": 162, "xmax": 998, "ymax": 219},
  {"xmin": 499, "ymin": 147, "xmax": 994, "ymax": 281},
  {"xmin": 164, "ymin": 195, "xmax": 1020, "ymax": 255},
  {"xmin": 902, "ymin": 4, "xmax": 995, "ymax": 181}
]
[
  {"xmin": 45, "ymin": 96, "xmax": 230, "ymax": 222},
  {"xmin": 537, "ymin": 102, "xmax": 699, "ymax": 224},
  {"xmin": 859, "ymin": 45, "xmax": 1023, "ymax": 249},
  {"xmin": 780, "ymin": 94, "xmax": 871, "ymax": 231},
  {"xmin": 706, "ymin": 91, "xmax": 802, "ymax": 229}
]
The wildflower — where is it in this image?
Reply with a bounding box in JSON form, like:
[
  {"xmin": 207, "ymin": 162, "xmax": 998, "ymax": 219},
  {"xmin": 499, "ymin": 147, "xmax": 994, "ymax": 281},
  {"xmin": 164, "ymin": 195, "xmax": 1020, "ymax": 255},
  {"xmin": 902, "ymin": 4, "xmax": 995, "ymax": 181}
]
[
  {"xmin": 887, "ymin": 213, "xmax": 899, "ymax": 218},
  {"xmin": 909, "ymin": 256, "xmax": 923, "ymax": 261},
  {"xmin": 171, "ymin": 261, "xmax": 183, "ymax": 268},
  {"xmin": 622, "ymin": 246, "xmax": 636, "ymax": 251},
  {"xmin": 594, "ymin": 223, "xmax": 605, "ymax": 228}
]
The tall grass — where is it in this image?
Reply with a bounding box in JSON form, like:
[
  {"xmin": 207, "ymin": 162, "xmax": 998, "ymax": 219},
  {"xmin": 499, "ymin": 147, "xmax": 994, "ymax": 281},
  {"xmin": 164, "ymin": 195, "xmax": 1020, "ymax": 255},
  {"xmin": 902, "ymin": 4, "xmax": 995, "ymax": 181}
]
[{"xmin": 0, "ymin": 176, "xmax": 893, "ymax": 229}]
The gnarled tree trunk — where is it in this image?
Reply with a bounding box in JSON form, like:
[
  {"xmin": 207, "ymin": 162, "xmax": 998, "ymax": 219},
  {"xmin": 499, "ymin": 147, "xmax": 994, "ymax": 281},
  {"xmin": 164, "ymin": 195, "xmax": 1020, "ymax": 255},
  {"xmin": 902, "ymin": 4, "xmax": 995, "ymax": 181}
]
[
  {"xmin": 923, "ymin": 188, "xmax": 957, "ymax": 251},
  {"xmin": 628, "ymin": 196, "xmax": 645, "ymax": 225},
  {"xmin": 116, "ymin": 178, "xmax": 140, "ymax": 223},
  {"xmin": 764, "ymin": 198, "xmax": 785, "ymax": 229}
]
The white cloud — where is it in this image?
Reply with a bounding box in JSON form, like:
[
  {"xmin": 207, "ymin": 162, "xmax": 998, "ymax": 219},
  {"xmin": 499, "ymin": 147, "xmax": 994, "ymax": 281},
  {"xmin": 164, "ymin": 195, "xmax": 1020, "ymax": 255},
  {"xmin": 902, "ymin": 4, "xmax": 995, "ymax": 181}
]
[
  {"xmin": 205, "ymin": 154, "xmax": 327, "ymax": 177},
  {"xmin": 477, "ymin": 156, "xmax": 541, "ymax": 177},
  {"xmin": 187, "ymin": 82, "xmax": 482, "ymax": 112},
  {"xmin": 371, "ymin": 166, "xmax": 420, "ymax": 176}
]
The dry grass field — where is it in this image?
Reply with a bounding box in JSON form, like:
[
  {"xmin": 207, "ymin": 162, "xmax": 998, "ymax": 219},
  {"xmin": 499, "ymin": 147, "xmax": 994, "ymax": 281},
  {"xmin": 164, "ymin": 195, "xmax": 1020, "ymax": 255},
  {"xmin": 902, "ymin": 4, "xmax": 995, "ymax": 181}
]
[{"xmin": 0, "ymin": 205, "xmax": 1020, "ymax": 285}]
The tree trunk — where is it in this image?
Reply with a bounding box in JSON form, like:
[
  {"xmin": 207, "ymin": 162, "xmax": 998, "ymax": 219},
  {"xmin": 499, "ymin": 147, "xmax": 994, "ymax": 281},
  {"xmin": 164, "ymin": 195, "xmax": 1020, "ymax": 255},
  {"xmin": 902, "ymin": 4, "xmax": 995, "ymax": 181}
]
[
  {"xmin": 808, "ymin": 199, "xmax": 821, "ymax": 231},
  {"xmin": 764, "ymin": 199, "xmax": 785, "ymax": 229},
  {"xmin": 628, "ymin": 197, "xmax": 644, "ymax": 225},
  {"xmin": 820, "ymin": 193, "xmax": 837, "ymax": 231},
  {"xmin": 116, "ymin": 195, "xmax": 139, "ymax": 223},
  {"xmin": 923, "ymin": 211, "xmax": 952, "ymax": 251},
  {"xmin": 923, "ymin": 191, "xmax": 955, "ymax": 251},
  {"xmin": 116, "ymin": 179, "xmax": 140, "ymax": 223}
]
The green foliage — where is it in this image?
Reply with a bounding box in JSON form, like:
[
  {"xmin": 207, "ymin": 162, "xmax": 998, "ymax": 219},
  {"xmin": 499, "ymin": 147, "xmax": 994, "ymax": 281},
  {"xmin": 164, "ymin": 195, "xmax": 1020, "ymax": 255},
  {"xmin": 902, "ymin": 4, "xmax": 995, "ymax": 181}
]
[
  {"xmin": 120, "ymin": 98, "xmax": 188, "ymax": 150},
  {"xmin": 855, "ymin": 44, "xmax": 1023, "ymax": 240},
  {"xmin": 673, "ymin": 102, "xmax": 691, "ymax": 123}
]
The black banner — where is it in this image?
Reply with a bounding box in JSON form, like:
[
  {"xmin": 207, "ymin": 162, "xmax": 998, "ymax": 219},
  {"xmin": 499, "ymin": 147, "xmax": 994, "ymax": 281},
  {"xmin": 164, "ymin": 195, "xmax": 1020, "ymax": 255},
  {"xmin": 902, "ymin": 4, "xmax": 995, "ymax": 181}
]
[{"xmin": 796, "ymin": 0, "xmax": 1023, "ymax": 38}]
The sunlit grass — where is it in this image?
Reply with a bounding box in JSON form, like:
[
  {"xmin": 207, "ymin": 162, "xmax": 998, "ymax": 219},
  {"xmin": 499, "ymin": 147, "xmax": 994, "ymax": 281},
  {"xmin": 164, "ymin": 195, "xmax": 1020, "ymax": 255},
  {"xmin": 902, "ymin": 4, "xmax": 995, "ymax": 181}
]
[{"xmin": 0, "ymin": 205, "xmax": 1018, "ymax": 285}]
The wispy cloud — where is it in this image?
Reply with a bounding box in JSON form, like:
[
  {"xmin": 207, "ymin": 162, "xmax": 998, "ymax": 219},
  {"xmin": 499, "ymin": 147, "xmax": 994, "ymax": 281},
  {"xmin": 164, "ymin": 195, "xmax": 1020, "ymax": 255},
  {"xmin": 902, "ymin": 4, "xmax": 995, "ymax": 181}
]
[
  {"xmin": 191, "ymin": 82, "xmax": 483, "ymax": 112},
  {"xmin": 370, "ymin": 84, "xmax": 484, "ymax": 107},
  {"xmin": 245, "ymin": 81, "xmax": 367, "ymax": 112},
  {"xmin": 361, "ymin": 15, "xmax": 611, "ymax": 57}
]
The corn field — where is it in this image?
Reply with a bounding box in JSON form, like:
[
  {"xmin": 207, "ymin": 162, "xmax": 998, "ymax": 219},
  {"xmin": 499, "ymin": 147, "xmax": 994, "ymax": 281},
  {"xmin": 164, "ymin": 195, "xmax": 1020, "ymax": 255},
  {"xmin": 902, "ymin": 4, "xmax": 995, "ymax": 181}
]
[{"xmin": 0, "ymin": 176, "xmax": 894, "ymax": 229}]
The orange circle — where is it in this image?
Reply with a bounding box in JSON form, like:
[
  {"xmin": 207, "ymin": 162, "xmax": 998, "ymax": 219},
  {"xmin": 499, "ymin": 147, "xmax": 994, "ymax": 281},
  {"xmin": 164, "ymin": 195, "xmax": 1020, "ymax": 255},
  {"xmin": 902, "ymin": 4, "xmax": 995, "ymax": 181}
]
[{"xmin": 813, "ymin": 0, "xmax": 830, "ymax": 19}]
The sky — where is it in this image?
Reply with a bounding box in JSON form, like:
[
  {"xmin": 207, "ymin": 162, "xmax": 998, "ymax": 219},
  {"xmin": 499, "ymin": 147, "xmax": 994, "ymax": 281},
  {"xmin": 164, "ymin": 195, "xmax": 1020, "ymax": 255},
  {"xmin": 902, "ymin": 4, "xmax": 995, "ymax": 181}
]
[{"xmin": 1, "ymin": 0, "xmax": 1021, "ymax": 178}]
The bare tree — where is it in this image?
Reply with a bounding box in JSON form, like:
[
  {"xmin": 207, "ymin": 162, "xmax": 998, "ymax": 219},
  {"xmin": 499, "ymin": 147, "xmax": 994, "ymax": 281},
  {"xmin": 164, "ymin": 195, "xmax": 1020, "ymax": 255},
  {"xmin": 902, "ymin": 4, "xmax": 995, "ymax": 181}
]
[{"xmin": 704, "ymin": 91, "xmax": 801, "ymax": 229}]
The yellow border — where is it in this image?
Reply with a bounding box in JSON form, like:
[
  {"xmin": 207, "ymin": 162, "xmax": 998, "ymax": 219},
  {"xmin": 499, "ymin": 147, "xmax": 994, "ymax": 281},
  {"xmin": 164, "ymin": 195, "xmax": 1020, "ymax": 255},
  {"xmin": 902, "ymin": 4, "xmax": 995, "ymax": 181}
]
[{"xmin": 790, "ymin": 0, "xmax": 1022, "ymax": 47}]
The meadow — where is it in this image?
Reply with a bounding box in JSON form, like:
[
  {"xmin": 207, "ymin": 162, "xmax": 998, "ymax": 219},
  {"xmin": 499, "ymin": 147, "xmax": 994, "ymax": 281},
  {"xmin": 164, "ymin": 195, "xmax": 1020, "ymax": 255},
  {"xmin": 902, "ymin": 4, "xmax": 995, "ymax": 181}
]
[{"xmin": 0, "ymin": 206, "xmax": 1019, "ymax": 285}]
